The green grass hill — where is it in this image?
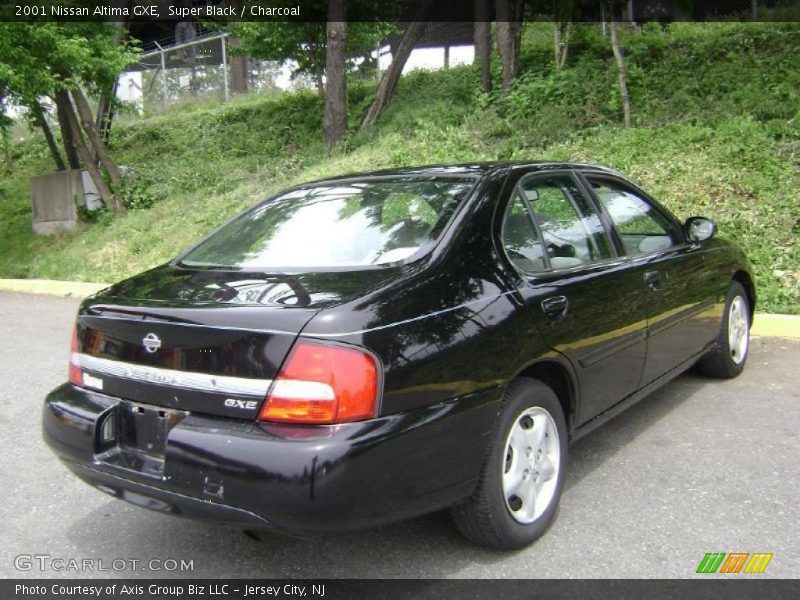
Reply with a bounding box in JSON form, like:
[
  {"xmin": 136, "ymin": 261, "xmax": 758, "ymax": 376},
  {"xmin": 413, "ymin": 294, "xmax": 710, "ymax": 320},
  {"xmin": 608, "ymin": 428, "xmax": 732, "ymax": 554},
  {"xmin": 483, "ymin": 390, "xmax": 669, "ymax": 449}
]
[{"xmin": 1, "ymin": 21, "xmax": 798, "ymax": 313}]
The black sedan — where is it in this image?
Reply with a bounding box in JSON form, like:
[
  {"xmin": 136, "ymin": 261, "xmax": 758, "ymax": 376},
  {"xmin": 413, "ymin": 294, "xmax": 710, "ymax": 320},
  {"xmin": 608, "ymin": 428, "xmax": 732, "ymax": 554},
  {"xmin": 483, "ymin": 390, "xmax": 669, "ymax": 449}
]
[{"xmin": 43, "ymin": 162, "xmax": 755, "ymax": 549}]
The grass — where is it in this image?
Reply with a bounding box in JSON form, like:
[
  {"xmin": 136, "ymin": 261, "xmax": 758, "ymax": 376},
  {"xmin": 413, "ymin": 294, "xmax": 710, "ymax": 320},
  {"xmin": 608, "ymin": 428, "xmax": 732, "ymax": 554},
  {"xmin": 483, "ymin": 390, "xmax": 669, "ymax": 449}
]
[{"xmin": 0, "ymin": 21, "xmax": 798, "ymax": 313}]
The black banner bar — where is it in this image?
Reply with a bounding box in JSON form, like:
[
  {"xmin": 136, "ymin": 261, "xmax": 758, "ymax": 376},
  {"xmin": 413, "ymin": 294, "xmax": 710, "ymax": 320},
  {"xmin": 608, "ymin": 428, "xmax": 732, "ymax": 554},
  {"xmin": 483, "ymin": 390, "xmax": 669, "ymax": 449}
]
[
  {"xmin": 3, "ymin": 0, "xmax": 800, "ymax": 23},
  {"xmin": 4, "ymin": 580, "xmax": 800, "ymax": 600}
]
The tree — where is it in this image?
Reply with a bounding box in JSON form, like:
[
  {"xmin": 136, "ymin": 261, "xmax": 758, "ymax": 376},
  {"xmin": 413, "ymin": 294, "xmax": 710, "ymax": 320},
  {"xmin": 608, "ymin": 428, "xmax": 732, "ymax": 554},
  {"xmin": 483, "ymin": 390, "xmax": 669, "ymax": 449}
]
[
  {"xmin": 95, "ymin": 3, "xmax": 131, "ymax": 142},
  {"xmin": 228, "ymin": 37, "xmax": 250, "ymax": 95},
  {"xmin": 360, "ymin": 0, "xmax": 436, "ymax": 129},
  {"xmin": 474, "ymin": 0, "xmax": 492, "ymax": 93},
  {"xmin": 553, "ymin": 21, "xmax": 571, "ymax": 73},
  {"xmin": 495, "ymin": 0, "xmax": 524, "ymax": 92},
  {"xmin": 62, "ymin": 90, "xmax": 122, "ymax": 210},
  {"xmin": 30, "ymin": 100, "xmax": 65, "ymax": 171},
  {"xmin": 54, "ymin": 94, "xmax": 81, "ymax": 170},
  {"xmin": 322, "ymin": 1, "xmax": 347, "ymax": 148},
  {"xmin": 0, "ymin": 22, "xmax": 137, "ymax": 208},
  {"xmin": 229, "ymin": 2, "xmax": 393, "ymax": 96},
  {"xmin": 0, "ymin": 93, "xmax": 12, "ymax": 174},
  {"xmin": 610, "ymin": 18, "xmax": 632, "ymax": 127}
]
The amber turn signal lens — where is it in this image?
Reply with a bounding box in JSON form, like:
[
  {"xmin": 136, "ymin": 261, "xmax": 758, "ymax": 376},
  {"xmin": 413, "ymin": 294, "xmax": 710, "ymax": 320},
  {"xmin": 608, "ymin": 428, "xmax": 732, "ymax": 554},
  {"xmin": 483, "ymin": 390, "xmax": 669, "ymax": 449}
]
[
  {"xmin": 68, "ymin": 325, "xmax": 82, "ymax": 386},
  {"xmin": 259, "ymin": 341, "xmax": 378, "ymax": 424}
]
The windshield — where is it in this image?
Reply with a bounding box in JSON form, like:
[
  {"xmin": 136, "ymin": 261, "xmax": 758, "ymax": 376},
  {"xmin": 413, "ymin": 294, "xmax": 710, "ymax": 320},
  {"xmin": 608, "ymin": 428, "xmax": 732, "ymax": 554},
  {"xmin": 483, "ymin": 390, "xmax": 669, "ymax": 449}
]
[{"xmin": 179, "ymin": 176, "xmax": 477, "ymax": 269}]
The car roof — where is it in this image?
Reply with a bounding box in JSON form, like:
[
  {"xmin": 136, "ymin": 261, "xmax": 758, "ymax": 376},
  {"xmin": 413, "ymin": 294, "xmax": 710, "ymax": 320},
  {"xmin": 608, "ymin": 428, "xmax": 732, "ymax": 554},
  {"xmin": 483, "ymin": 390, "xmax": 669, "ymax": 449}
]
[{"xmin": 308, "ymin": 162, "xmax": 625, "ymax": 184}]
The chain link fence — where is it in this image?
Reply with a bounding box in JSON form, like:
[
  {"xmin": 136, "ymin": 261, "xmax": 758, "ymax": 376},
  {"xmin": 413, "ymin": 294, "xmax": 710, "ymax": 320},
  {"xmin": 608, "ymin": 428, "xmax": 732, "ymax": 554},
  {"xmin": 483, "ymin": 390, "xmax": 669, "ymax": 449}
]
[
  {"xmin": 120, "ymin": 23, "xmax": 482, "ymax": 117},
  {"xmin": 124, "ymin": 33, "xmax": 231, "ymax": 116},
  {"xmin": 119, "ymin": 1, "xmax": 788, "ymax": 117},
  {"xmin": 122, "ymin": 33, "xmax": 304, "ymax": 116}
]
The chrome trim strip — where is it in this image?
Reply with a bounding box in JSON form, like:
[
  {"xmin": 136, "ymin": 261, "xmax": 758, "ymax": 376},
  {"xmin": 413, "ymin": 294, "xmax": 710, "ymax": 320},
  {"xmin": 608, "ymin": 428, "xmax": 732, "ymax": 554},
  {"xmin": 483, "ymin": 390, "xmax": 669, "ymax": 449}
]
[{"xmin": 76, "ymin": 354, "xmax": 273, "ymax": 397}]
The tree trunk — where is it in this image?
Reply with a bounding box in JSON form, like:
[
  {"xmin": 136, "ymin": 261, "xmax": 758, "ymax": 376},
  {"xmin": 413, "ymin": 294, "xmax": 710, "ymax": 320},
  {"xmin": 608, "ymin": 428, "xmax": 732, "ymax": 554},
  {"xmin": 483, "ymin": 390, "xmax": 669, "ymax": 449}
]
[
  {"xmin": 553, "ymin": 20, "xmax": 559, "ymax": 68},
  {"xmin": 229, "ymin": 44, "xmax": 250, "ymax": 95},
  {"xmin": 322, "ymin": 1, "xmax": 347, "ymax": 149},
  {"xmin": 54, "ymin": 91, "xmax": 81, "ymax": 170},
  {"xmin": 610, "ymin": 20, "xmax": 632, "ymax": 127},
  {"xmin": 95, "ymin": 79, "xmax": 118, "ymax": 144},
  {"xmin": 360, "ymin": 1, "xmax": 436, "ymax": 129},
  {"xmin": 560, "ymin": 23, "xmax": 571, "ymax": 71},
  {"xmin": 226, "ymin": 4, "xmax": 249, "ymax": 95},
  {"xmin": 474, "ymin": 0, "xmax": 492, "ymax": 93},
  {"xmin": 308, "ymin": 45, "xmax": 325, "ymax": 96},
  {"xmin": 1, "ymin": 124, "xmax": 10, "ymax": 174},
  {"xmin": 32, "ymin": 101, "xmax": 66, "ymax": 171},
  {"xmin": 71, "ymin": 87, "xmax": 123, "ymax": 185},
  {"xmin": 495, "ymin": 0, "xmax": 523, "ymax": 92},
  {"xmin": 554, "ymin": 21, "xmax": 571, "ymax": 72},
  {"xmin": 62, "ymin": 93, "xmax": 124, "ymax": 211}
]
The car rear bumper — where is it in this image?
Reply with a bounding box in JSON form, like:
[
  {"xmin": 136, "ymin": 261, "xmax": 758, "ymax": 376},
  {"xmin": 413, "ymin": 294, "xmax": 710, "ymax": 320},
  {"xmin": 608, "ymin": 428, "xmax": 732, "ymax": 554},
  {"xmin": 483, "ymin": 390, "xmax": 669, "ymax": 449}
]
[{"xmin": 43, "ymin": 383, "xmax": 501, "ymax": 535}]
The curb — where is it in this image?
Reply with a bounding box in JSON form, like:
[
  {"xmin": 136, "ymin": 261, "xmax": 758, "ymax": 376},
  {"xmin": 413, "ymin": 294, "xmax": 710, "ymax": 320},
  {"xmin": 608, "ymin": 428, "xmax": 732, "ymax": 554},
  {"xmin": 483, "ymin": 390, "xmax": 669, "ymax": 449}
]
[
  {"xmin": 0, "ymin": 278, "xmax": 108, "ymax": 298},
  {"xmin": 751, "ymin": 314, "xmax": 800, "ymax": 340},
  {"xmin": 0, "ymin": 278, "xmax": 798, "ymax": 339}
]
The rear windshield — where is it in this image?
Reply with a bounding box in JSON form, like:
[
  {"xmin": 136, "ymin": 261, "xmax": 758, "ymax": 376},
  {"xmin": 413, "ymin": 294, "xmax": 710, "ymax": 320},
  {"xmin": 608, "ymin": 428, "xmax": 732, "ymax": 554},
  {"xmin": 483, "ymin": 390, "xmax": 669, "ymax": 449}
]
[{"xmin": 179, "ymin": 176, "xmax": 477, "ymax": 269}]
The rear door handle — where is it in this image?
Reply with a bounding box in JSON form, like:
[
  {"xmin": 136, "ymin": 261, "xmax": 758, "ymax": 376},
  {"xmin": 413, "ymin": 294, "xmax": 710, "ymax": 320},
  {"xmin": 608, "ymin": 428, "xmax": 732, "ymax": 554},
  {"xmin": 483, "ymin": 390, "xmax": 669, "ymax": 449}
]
[
  {"xmin": 541, "ymin": 295, "xmax": 568, "ymax": 320},
  {"xmin": 644, "ymin": 270, "xmax": 661, "ymax": 291}
]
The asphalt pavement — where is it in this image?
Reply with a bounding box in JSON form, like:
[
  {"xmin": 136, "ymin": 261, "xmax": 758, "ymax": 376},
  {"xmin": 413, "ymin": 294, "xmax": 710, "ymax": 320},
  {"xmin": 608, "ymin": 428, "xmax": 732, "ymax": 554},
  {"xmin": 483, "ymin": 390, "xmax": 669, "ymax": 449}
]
[{"xmin": 1, "ymin": 291, "xmax": 798, "ymax": 579}]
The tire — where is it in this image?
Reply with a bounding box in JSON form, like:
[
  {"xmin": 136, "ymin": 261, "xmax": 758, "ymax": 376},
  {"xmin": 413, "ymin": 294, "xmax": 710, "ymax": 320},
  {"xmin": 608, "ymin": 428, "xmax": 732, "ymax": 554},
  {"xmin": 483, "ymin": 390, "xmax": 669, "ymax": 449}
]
[
  {"xmin": 451, "ymin": 378, "xmax": 568, "ymax": 550},
  {"xmin": 698, "ymin": 281, "xmax": 751, "ymax": 379}
]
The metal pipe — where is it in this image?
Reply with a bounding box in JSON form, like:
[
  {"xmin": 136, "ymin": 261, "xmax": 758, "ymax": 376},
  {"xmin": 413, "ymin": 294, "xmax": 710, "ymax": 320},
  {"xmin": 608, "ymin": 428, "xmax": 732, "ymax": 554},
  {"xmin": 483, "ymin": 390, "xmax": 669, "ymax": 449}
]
[{"xmin": 140, "ymin": 33, "xmax": 229, "ymax": 59}]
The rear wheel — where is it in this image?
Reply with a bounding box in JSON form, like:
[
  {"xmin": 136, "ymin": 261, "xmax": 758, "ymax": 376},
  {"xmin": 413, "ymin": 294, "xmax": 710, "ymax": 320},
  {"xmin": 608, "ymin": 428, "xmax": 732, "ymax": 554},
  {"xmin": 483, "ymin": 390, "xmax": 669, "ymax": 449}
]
[
  {"xmin": 698, "ymin": 281, "xmax": 750, "ymax": 378},
  {"xmin": 451, "ymin": 379, "xmax": 567, "ymax": 549}
]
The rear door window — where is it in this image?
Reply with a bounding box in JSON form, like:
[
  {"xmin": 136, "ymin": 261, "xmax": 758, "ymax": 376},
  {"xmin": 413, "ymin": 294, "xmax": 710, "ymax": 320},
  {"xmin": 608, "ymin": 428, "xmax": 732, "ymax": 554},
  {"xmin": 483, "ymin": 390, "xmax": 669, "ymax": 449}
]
[
  {"xmin": 521, "ymin": 174, "xmax": 615, "ymax": 270},
  {"xmin": 501, "ymin": 194, "xmax": 547, "ymax": 273}
]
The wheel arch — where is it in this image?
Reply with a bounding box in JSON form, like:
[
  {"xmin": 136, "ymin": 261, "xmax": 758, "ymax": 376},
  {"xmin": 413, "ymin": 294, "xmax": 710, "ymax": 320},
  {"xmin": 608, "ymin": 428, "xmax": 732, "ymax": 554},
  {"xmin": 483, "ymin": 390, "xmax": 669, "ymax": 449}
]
[
  {"xmin": 732, "ymin": 269, "xmax": 756, "ymax": 321},
  {"xmin": 512, "ymin": 357, "xmax": 579, "ymax": 436}
]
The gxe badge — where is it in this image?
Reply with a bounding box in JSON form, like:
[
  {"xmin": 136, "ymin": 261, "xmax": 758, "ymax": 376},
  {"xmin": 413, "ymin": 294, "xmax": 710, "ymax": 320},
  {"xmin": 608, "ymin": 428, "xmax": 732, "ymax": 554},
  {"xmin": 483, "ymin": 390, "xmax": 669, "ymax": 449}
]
[{"xmin": 142, "ymin": 333, "xmax": 161, "ymax": 354}]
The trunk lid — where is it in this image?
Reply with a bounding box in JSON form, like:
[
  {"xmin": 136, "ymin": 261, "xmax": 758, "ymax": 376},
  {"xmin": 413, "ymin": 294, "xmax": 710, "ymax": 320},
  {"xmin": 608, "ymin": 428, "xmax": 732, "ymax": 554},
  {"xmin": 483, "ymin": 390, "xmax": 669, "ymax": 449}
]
[{"xmin": 74, "ymin": 265, "xmax": 394, "ymax": 419}]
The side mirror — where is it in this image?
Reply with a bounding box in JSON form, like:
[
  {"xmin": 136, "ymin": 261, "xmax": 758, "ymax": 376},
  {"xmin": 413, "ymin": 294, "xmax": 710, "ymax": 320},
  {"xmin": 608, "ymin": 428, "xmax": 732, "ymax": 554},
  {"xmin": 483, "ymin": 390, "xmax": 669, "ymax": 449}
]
[{"xmin": 684, "ymin": 216, "xmax": 717, "ymax": 242}]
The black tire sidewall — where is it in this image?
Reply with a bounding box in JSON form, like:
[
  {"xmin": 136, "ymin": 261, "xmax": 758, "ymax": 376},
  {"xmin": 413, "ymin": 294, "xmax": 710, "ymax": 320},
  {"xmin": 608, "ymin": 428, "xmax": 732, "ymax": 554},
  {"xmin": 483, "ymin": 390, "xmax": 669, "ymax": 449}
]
[
  {"xmin": 719, "ymin": 282, "xmax": 750, "ymax": 375},
  {"xmin": 484, "ymin": 379, "xmax": 568, "ymax": 548}
]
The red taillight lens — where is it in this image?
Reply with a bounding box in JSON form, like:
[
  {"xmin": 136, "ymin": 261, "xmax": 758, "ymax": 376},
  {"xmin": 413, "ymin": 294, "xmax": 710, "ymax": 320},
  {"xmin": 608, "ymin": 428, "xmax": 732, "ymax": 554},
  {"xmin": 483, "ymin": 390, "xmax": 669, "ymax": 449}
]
[
  {"xmin": 68, "ymin": 325, "xmax": 82, "ymax": 386},
  {"xmin": 259, "ymin": 341, "xmax": 378, "ymax": 424}
]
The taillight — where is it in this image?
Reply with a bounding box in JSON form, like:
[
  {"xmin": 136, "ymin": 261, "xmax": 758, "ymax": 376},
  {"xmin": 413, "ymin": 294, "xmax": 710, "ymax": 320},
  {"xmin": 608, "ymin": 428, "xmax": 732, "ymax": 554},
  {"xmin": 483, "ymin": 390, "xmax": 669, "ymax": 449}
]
[
  {"xmin": 259, "ymin": 341, "xmax": 379, "ymax": 424},
  {"xmin": 68, "ymin": 325, "xmax": 82, "ymax": 386}
]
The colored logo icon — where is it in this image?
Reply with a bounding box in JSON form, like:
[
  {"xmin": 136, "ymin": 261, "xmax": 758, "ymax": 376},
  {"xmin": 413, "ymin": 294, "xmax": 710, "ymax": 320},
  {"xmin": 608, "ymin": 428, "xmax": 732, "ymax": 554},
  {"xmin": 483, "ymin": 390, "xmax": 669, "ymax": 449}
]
[{"xmin": 696, "ymin": 552, "xmax": 773, "ymax": 574}]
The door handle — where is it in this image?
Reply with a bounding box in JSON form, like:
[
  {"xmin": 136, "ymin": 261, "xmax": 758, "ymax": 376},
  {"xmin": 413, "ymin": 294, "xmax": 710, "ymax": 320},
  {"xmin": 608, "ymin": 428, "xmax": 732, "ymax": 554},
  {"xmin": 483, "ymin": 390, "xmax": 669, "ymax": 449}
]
[
  {"xmin": 644, "ymin": 270, "xmax": 661, "ymax": 291},
  {"xmin": 541, "ymin": 295, "xmax": 568, "ymax": 320}
]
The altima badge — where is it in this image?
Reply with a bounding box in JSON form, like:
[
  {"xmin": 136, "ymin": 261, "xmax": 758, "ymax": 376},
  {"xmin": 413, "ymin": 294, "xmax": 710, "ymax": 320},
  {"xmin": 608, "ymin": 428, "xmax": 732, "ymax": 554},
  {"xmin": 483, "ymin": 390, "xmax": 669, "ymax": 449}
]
[{"xmin": 142, "ymin": 333, "xmax": 162, "ymax": 354}]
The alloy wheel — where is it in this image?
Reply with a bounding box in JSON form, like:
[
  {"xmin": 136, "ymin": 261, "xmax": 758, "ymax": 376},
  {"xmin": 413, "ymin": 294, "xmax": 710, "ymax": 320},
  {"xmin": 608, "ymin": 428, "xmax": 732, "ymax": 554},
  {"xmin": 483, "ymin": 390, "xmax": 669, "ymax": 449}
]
[{"xmin": 501, "ymin": 407, "xmax": 560, "ymax": 524}]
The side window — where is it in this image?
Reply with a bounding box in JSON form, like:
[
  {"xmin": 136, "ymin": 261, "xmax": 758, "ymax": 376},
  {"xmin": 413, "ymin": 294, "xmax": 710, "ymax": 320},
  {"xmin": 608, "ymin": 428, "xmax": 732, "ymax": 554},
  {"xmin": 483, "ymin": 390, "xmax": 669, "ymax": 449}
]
[
  {"xmin": 501, "ymin": 194, "xmax": 547, "ymax": 273},
  {"xmin": 588, "ymin": 177, "xmax": 677, "ymax": 256},
  {"xmin": 520, "ymin": 174, "xmax": 615, "ymax": 270}
]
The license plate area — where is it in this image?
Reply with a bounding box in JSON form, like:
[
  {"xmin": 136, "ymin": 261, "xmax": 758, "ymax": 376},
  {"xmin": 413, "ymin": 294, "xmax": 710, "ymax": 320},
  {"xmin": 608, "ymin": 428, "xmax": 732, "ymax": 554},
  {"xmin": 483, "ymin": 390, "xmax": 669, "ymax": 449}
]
[{"xmin": 94, "ymin": 401, "xmax": 187, "ymax": 478}]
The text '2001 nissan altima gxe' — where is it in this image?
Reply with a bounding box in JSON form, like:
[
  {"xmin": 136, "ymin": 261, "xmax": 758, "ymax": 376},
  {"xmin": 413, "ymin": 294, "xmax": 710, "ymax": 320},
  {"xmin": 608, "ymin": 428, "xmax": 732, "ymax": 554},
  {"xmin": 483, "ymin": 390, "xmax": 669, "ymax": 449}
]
[{"xmin": 43, "ymin": 162, "xmax": 755, "ymax": 549}]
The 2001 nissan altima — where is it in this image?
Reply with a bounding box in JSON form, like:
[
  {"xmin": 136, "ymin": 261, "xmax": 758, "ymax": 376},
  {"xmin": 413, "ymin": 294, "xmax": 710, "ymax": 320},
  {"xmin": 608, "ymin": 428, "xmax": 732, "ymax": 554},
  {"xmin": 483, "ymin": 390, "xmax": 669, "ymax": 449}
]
[{"xmin": 43, "ymin": 162, "xmax": 754, "ymax": 549}]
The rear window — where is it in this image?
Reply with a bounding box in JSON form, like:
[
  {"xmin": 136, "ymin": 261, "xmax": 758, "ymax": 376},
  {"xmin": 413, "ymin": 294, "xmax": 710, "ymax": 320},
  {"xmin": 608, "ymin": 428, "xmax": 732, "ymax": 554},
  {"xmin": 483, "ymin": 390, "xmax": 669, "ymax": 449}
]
[{"xmin": 179, "ymin": 177, "xmax": 477, "ymax": 269}]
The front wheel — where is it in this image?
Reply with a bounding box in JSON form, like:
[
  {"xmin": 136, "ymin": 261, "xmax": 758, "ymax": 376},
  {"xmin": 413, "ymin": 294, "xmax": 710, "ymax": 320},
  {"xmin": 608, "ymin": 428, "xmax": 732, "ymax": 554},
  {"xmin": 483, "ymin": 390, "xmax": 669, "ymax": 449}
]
[
  {"xmin": 451, "ymin": 379, "xmax": 567, "ymax": 549},
  {"xmin": 698, "ymin": 281, "xmax": 751, "ymax": 378}
]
